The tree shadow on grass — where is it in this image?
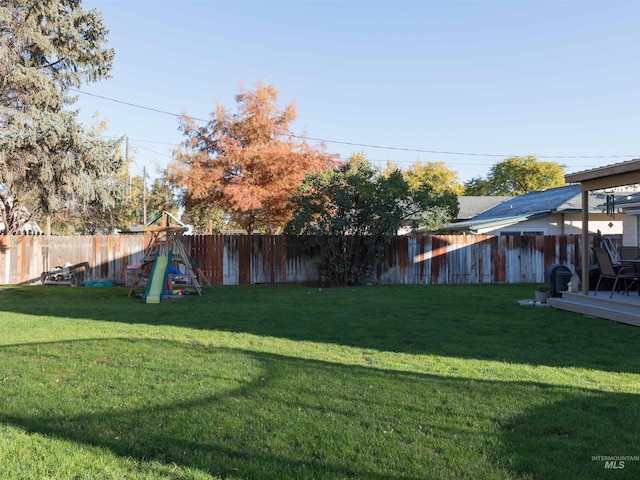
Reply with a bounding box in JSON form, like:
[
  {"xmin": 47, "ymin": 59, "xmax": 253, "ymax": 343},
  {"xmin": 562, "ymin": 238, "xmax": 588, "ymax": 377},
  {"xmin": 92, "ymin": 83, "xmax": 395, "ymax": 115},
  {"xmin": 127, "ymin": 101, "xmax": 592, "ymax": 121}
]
[
  {"xmin": 0, "ymin": 338, "xmax": 638, "ymax": 479},
  {"xmin": 2, "ymin": 285, "xmax": 640, "ymax": 374},
  {"xmin": 1, "ymin": 338, "xmax": 430, "ymax": 479}
]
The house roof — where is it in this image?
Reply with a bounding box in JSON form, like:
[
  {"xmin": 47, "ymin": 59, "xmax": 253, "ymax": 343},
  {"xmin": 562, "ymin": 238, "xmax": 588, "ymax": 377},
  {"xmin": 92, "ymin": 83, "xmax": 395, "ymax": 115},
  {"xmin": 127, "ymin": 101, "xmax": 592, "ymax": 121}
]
[
  {"xmin": 128, "ymin": 211, "xmax": 187, "ymax": 233},
  {"xmin": 456, "ymin": 196, "xmax": 512, "ymax": 221},
  {"xmin": 566, "ymin": 158, "xmax": 640, "ymax": 190},
  {"xmin": 474, "ymin": 185, "xmax": 583, "ymax": 219},
  {"xmin": 441, "ymin": 212, "xmax": 550, "ymax": 233},
  {"xmin": 440, "ymin": 184, "xmax": 621, "ymax": 233},
  {"xmin": 612, "ymin": 191, "xmax": 640, "ymax": 207}
]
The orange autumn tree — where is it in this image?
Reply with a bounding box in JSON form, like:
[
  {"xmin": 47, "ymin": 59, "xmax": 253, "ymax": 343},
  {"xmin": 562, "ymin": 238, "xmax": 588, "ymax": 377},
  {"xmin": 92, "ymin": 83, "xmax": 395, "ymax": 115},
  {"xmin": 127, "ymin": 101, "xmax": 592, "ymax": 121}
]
[{"xmin": 168, "ymin": 84, "xmax": 336, "ymax": 234}]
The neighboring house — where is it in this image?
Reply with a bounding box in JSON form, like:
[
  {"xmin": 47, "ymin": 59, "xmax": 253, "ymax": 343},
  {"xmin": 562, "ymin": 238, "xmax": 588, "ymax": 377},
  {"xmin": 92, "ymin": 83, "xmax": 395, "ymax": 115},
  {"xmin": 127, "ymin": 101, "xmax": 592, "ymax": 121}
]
[
  {"xmin": 438, "ymin": 184, "xmax": 627, "ymax": 236},
  {"xmin": 398, "ymin": 195, "xmax": 510, "ymax": 235},
  {"xmin": 0, "ymin": 190, "xmax": 43, "ymax": 234},
  {"xmin": 0, "ymin": 206, "xmax": 43, "ymax": 235},
  {"xmin": 614, "ymin": 191, "xmax": 640, "ymax": 246},
  {"xmin": 0, "ymin": 220, "xmax": 43, "ymax": 235}
]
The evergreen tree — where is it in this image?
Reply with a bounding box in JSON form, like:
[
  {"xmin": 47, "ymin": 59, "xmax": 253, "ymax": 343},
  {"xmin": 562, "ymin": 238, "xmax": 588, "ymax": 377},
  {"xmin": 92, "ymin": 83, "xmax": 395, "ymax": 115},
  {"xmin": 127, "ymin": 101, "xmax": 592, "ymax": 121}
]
[{"xmin": 0, "ymin": 0, "xmax": 120, "ymax": 234}]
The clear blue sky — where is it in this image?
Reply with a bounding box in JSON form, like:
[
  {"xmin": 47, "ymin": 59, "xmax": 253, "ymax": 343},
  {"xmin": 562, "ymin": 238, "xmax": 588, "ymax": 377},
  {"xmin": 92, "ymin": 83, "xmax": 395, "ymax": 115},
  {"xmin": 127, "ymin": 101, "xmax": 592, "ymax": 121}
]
[{"xmin": 76, "ymin": 0, "xmax": 640, "ymax": 184}]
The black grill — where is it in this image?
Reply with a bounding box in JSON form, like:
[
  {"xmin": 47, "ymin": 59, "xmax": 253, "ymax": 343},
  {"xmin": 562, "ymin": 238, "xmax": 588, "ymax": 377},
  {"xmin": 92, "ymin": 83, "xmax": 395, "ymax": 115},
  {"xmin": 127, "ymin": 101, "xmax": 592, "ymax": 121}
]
[{"xmin": 544, "ymin": 264, "xmax": 572, "ymax": 297}]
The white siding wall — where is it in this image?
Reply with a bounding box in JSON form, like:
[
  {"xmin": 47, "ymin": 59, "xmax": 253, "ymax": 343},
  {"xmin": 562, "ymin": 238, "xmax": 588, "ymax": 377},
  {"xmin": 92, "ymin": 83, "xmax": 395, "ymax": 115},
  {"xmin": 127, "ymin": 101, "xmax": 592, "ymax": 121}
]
[
  {"xmin": 622, "ymin": 213, "xmax": 640, "ymax": 246},
  {"xmin": 476, "ymin": 213, "xmax": 622, "ymax": 236}
]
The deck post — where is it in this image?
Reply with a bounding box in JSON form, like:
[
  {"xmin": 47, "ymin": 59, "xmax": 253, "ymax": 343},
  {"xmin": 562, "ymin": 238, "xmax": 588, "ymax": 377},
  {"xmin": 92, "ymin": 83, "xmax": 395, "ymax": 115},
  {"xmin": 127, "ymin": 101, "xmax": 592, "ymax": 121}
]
[{"xmin": 581, "ymin": 189, "xmax": 590, "ymax": 295}]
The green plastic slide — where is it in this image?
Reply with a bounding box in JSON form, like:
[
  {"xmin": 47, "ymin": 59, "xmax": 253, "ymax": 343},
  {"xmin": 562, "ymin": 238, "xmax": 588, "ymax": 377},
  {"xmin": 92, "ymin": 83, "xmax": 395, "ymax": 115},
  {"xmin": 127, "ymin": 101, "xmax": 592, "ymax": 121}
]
[{"xmin": 145, "ymin": 253, "xmax": 171, "ymax": 304}]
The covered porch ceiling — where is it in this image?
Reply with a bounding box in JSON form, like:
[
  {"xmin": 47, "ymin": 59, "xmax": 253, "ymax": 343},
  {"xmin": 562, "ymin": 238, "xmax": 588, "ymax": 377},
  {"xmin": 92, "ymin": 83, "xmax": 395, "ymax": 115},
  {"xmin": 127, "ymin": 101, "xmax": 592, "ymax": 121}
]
[
  {"xmin": 565, "ymin": 158, "xmax": 640, "ymax": 294},
  {"xmin": 566, "ymin": 158, "xmax": 640, "ymax": 191}
]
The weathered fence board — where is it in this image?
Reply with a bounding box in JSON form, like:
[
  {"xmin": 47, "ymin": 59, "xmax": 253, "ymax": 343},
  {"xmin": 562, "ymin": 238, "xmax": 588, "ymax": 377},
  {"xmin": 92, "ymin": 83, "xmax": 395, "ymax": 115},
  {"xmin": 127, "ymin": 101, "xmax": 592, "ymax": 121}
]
[{"xmin": 0, "ymin": 234, "xmax": 596, "ymax": 286}]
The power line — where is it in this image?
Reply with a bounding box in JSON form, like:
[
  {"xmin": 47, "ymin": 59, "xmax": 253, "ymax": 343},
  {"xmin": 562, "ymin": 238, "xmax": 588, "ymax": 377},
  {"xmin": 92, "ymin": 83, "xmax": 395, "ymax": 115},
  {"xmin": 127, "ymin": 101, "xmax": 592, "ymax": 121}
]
[
  {"xmin": 129, "ymin": 138, "xmax": 180, "ymax": 146},
  {"xmin": 125, "ymin": 135, "xmax": 605, "ymax": 166},
  {"xmin": 291, "ymin": 134, "xmax": 511, "ymax": 157},
  {"xmin": 135, "ymin": 145, "xmax": 174, "ymax": 159},
  {"xmin": 70, "ymin": 88, "xmax": 206, "ymax": 122},
  {"xmin": 71, "ymin": 88, "xmax": 639, "ymax": 160},
  {"xmin": 291, "ymin": 134, "xmax": 637, "ymax": 160}
]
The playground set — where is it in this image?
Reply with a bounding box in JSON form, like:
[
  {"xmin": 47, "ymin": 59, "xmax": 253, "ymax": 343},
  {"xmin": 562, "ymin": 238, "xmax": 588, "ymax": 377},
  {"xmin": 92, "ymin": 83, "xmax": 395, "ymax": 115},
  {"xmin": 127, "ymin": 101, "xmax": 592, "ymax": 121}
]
[{"xmin": 128, "ymin": 212, "xmax": 210, "ymax": 303}]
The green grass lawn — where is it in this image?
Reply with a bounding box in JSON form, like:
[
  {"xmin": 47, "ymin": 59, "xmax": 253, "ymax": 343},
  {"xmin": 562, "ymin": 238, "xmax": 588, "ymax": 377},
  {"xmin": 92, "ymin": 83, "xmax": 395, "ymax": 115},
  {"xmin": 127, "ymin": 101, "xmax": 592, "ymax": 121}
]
[{"xmin": 0, "ymin": 284, "xmax": 638, "ymax": 479}]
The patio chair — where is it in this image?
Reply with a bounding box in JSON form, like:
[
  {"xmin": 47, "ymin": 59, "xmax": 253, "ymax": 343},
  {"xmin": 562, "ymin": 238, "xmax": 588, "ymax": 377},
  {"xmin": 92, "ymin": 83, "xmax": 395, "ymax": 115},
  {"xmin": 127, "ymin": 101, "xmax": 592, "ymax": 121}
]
[{"xmin": 592, "ymin": 247, "xmax": 639, "ymax": 298}]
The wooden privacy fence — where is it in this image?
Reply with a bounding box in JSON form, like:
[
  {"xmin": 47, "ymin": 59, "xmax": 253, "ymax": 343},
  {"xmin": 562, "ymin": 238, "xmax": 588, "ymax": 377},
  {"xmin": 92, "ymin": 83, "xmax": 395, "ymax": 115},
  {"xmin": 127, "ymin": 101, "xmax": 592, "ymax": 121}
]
[{"xmin": 0, "ymin": 234, "xmax": 594, "ymax": 286}]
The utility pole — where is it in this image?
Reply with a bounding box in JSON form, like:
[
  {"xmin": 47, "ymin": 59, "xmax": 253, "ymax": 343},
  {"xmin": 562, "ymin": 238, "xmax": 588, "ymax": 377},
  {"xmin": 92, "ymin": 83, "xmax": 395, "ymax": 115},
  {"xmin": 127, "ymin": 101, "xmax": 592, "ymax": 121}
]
[
  {"xmin": 163, "ymin": 174, "xmax": 170, "ymax": 227},
  {"xmin": 125, "ymin": 136, "xmax": 131, "ymax": 197},
  {"xmin": 142, "ymin": 165, "xmax": 147, "ymax": 225}
]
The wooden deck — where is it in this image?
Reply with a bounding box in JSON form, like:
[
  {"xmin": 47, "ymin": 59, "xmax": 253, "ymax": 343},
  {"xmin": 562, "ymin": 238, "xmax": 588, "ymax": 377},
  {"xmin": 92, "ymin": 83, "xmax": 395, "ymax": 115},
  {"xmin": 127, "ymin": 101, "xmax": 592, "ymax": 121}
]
[{"xmin": 548, "ymin": 290, "xmax": 640, "ymax": 327}]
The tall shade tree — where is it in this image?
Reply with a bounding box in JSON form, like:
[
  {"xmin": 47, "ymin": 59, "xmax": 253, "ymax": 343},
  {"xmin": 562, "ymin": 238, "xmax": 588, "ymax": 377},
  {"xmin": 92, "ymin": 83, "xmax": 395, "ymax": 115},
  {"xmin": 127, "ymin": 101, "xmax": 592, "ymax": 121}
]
[
  {"xmin": 404, "ymin": 160, "xmax": 462, "ymax": 230},
  {"xmin": 462, "ymin": 176, "xmax": 493, "ymax": 196},
  {"xmin": 0, "ymin": 0, "xmax": 119, "ymax": 235},
  {"xmin": 464, "ymin": 156, "xmax": 565, "ymax": 195},
  {"xmin": 168, "ymin": 84, "xmax": 337, "ymax": 234},
  {"xmin": 405, "ymin": 160, "xmax": 464, "ymax": 196}
]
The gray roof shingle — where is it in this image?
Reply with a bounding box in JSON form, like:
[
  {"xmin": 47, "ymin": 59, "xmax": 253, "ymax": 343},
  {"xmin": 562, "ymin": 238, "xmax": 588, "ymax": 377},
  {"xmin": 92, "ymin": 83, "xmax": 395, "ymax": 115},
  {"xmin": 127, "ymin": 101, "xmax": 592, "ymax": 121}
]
[{"xmin": 441, "ymin": 185, "xmax": 626, "ymax": 233}]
